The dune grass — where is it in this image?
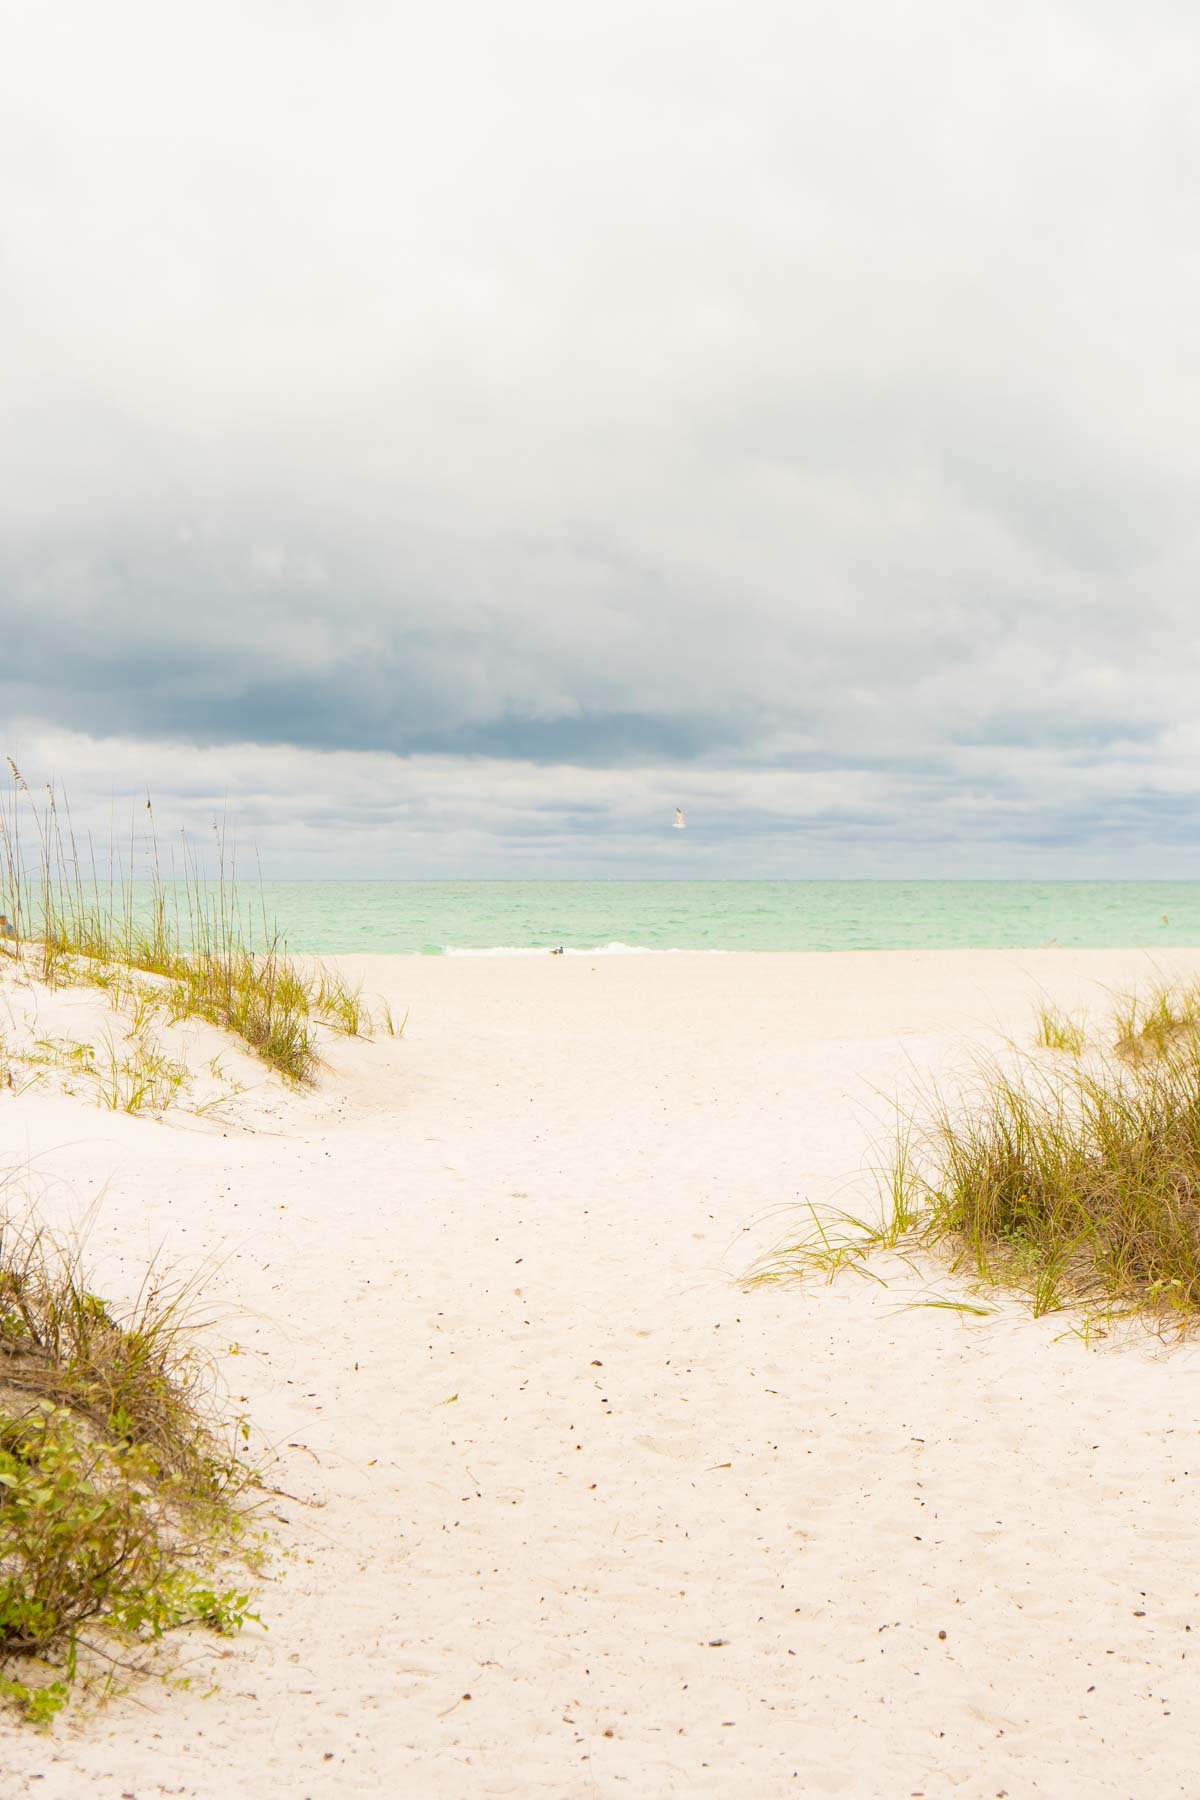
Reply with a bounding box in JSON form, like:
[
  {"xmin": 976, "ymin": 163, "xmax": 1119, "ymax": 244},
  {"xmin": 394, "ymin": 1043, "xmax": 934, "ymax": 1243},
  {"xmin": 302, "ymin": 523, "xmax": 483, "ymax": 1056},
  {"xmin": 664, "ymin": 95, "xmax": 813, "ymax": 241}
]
[
  {"xmin": 1112, "ymin": 980, "xmax": 1200, "ymax": 1065},
  {"xmin": 0, "ymin": 1206, "xmax": 259, "ymax": 1721},
  {"xmin": 380, "ymin": 1001, "xmax": 409, "ymax": 1039},
  {"xmin": 13, "ymin": 1030, "xmax": 195, "ymax": 1115},
  {"xmin": 312, "ymin": 968, "xmax": 370, "ymax": 1037},
  {"xmin": 760, "ymin": 980, "xmax": 1200, "ymax": 1333},
  {"xmin": 1, "ymin": 765, "xmax": 320, "ymax": 1083},
  {"xmin": 1034, "ymin": 1002, "xmax": 1087, "ymax": 1055},
  {"xmin": 1, "ymin": 763, "xmax": 411, "ymax": 1108}
]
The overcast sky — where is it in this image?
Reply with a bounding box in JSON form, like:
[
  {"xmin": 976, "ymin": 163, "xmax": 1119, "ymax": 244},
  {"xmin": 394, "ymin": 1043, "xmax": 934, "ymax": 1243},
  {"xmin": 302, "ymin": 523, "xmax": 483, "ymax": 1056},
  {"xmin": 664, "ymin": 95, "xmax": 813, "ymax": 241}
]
[{"xmin": 3, "ymin": 0, "xmax": 1198, "ymax": 876}]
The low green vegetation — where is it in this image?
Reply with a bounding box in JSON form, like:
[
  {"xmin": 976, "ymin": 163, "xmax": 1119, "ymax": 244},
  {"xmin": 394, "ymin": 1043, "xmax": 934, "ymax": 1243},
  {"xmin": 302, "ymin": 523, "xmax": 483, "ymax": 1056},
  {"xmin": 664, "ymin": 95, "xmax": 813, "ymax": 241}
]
[
  {"xmin": 10, "ymin": 1030, "xmax": 195, "ymax": 1115},
  {"xmin": 760, "ymin": 980, "xmax": 1200, "ymax": 1332},
  {"xmin": 0, "ymin": 1209, "xmax": 259, "ymax": 1722}
]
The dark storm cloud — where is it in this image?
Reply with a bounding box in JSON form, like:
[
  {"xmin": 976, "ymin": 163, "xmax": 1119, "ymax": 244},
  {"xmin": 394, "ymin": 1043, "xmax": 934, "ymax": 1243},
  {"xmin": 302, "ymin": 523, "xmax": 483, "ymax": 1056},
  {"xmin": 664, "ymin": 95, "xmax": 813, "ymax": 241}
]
[{"xmin": 0, "ymin": 530, "xmax": 756, "ymax": 762}]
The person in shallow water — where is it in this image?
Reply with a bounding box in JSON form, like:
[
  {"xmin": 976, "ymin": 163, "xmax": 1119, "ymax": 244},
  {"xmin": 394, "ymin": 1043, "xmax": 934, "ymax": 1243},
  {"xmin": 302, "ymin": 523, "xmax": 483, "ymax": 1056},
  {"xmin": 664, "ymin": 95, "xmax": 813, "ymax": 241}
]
[{"xmin": 0, "ymin": 915, "xmax": 15, "ymax": 940}]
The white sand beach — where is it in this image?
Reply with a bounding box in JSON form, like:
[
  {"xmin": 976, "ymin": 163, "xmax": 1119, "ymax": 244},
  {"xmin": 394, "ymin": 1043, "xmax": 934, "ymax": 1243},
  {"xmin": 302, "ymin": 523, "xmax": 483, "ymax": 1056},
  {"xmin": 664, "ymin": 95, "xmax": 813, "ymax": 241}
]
[{"xmin": 3, "ymin": 947, "xmax": 1200, "ymax": 1798}]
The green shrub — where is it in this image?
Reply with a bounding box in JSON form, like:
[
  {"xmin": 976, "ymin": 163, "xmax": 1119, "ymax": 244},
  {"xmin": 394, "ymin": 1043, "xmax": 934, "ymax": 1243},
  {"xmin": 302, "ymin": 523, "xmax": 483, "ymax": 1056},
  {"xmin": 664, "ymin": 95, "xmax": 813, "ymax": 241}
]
[
  {"xmin": 0, "ymin": 1211, "xmax": 260, "ymax": 1720},
  {"xmin": 0, "ymin": 1406, "xmax": 255, "ymax": 1722}
]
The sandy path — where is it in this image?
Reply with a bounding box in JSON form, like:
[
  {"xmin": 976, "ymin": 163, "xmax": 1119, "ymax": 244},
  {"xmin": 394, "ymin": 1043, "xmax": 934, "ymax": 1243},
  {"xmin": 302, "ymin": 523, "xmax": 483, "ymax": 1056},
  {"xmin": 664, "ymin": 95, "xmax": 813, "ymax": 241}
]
[{"xmin": 2, "ymin": 948, "xmax": 1200, "ymax": 1798}]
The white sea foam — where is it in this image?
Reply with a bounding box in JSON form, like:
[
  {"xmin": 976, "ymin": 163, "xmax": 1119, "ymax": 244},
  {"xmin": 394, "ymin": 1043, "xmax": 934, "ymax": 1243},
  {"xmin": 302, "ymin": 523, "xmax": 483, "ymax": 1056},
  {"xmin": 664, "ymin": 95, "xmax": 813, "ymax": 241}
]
[{"xmin": 442, "ymin": 940, "xmax": 656, "ymax": 957}]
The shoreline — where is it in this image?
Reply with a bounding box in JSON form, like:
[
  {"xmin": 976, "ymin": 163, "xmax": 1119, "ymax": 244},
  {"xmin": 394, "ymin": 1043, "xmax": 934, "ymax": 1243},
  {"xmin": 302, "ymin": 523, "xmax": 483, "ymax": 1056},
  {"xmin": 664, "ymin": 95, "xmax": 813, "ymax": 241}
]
[
  {"xmin": 327, "ymin": 940, "xmax": 1200, "ymax": 954},
  {"xmin": 303, "ymin": 938, "xmax": 1200, "ymax": 961}
]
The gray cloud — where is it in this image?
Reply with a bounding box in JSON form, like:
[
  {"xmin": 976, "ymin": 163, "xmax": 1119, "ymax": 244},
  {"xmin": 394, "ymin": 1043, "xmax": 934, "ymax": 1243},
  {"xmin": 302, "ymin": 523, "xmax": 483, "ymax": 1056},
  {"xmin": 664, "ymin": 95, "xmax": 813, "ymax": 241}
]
[{"xmin": 2, "ymin": 1, "xmax": 1200, "ymax": 870}]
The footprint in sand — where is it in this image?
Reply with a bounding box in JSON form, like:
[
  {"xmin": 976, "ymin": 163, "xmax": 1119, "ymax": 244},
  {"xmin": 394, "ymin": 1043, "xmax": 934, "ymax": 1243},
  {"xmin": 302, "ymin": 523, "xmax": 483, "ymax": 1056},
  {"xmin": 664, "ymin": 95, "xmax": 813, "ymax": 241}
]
[{"xmin": 634, "ymin": 1434, "xmax": 707, "ymax": 1461}]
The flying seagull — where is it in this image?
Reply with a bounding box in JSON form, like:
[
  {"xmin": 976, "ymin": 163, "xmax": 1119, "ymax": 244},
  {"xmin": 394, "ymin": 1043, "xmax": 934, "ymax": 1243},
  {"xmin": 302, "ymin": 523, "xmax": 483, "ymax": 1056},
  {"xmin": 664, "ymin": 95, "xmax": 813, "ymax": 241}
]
[{"xmin": 673, "ymin": 808, "xmax": 686, "ymax": 830}]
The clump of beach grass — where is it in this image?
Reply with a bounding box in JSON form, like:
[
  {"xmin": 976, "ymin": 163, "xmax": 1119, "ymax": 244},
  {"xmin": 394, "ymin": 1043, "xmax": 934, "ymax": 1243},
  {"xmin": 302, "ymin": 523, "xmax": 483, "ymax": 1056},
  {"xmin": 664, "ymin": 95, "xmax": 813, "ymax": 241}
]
[
  {"xmin": 1112, "ymin": 979, "xmax": 1200, "ymax": 1065},
  {"xmin": 1, "ymin": 763, "xmax": 318, "ymax": 1084},
  {"xmin": 164, "ymin": 945, "xmax": 317, "ymax": 1081},
  {"xmin": 760, "ymin": 981, "xmax": 1200, "ymax": 1333},
  {"xmin": 0, "ymin": 1206, "xmax": 260, "ymax": 1721},
  {"xmin": 379, "ymin": 1001, "xmax": 409, "ymax": 1039},
  {"xmin": 313, "ymin": 969, "xmax": 370, "ymax": 1037},
  {"xmin": 1034, "ymin": 1003, "xmax": 1086, "ymax": 1056}
]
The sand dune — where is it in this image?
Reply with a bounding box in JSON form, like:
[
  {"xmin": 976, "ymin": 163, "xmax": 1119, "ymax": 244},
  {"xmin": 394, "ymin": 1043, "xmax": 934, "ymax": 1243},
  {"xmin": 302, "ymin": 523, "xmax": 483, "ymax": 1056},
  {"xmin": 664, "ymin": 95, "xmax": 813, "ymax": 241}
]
[{"xmin": 3, "ymin": 947, "xmax": 1200, "ymax": 1797}]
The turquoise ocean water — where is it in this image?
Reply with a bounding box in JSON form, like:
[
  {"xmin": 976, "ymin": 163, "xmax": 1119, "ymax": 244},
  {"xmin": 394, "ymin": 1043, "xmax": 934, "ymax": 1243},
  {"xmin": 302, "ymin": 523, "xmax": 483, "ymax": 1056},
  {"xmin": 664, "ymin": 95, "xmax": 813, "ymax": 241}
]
[{"xmin": 235, "ymin": 882, "xmax": 1200, "ymax": 955}]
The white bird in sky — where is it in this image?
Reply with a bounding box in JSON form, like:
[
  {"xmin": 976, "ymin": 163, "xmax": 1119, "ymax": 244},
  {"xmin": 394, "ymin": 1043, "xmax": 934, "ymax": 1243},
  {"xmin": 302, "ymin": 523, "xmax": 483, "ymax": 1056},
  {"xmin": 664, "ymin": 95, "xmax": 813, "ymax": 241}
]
[{"xmin": 673, "ymin": 808, "xmax": 686, "ymax": 829}]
